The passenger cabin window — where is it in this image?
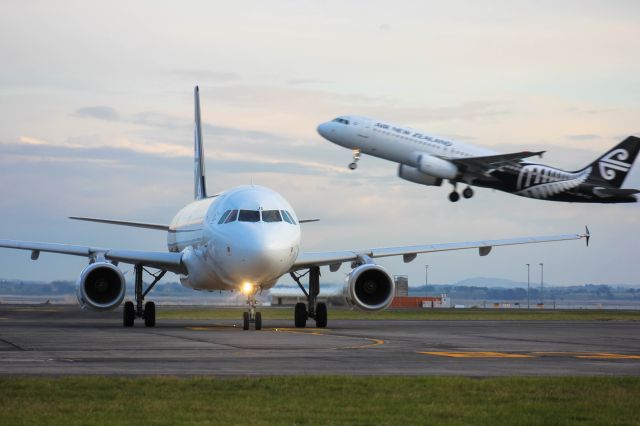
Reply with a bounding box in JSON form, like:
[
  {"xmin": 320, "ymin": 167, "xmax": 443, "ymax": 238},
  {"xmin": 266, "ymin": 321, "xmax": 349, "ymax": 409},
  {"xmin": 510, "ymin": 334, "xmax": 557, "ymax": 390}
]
[
  {"xmin": 238, "ymin": 210, "xmax": 260, "ymax": 222},
  {"xmin": 262, "ymin": 210, "xmax": 282, "ymax": 222}
]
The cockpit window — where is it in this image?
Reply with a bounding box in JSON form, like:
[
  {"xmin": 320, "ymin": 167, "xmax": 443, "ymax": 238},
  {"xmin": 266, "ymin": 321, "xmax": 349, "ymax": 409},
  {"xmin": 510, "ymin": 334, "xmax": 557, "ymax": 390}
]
[
  {"xmin": 331, "ymin": 117, "xmax": 350, "ymax": 125},
  {"xmin": 223, "ymin": 209, "xmax": 238, "ymax": 223},
  {"xmin": 238, "ymin": 210, "xmax": 260, "ymax": 222},
  {"xmin": 281, "ymin": 210, "xmax": 296, "ymax": 225},
  {"xmin": 262, "ymin": 210, "xmax": 282, "ymax": 222},
  {"xmin": 218, "ymin": 210, "xmax": 231, "ymax": 224}
]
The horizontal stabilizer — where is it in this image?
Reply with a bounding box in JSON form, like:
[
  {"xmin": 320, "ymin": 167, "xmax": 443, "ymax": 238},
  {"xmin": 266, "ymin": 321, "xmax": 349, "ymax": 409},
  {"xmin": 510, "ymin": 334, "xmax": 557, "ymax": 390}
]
[
  {"xmin": 69, "ymin": 216, "xmax": 169, "ymax": 231},
  {"xmin": 593, "ymin": 187, "xmax": 640, "ymax": 198}
]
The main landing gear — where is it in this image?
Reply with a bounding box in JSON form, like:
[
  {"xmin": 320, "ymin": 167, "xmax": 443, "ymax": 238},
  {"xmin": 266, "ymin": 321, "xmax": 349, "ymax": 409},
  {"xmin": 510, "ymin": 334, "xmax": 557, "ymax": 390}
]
[
  {"xmin": 290, "ymin": 266, "xmax": 328, "ymax": 328},
  {"xmin": 242, "ymin": 285, "xmax": 262, "ymax": 331},
  {"xmin": 448, "ymin": 182, "xmax": 474, "ymax": 202},
  {"xmin": 348, "ymin": 149, "xmax": 361, "ymax": 170},
  {"xmin": 123, "ymin": 264, "xmax": 166, "ymax": 327}
]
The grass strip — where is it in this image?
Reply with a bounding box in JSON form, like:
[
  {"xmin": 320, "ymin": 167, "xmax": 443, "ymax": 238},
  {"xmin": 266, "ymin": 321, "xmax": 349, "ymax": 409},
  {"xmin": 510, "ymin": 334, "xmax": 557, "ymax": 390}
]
[{"xmin": 1, "ymin": 376, "xmax": 639, "ymax": 425}]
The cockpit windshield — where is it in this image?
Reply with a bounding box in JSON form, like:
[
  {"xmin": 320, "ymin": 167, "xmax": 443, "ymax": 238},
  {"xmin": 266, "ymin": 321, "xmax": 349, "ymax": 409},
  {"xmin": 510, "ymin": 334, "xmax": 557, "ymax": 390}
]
[
  {"xmin": 238, "ymin": 210, "xmax": 260, "ymax": 222},
  {"xmin": 261, "ymin": 210, "xmax": 282, "ymax": 222},
  {"xmin": 332, "ymin": 117, "xmax": 350, "ymax": 125},
  {"xmin": 218, "ymin": 209, "xmax": 295, "ymax": 225}
]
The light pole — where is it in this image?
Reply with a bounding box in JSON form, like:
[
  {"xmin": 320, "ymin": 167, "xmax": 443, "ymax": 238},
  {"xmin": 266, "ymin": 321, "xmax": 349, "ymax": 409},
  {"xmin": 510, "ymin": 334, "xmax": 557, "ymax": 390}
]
[
  {"xmin": 526, "ymin": 263, "xmax": 530, "ymax": 309},
  {"xmin": 425, "ymin": 265, "xmax": 429, "ymax": 296},
  {"xmin": 539, "ymin": 262, "xmax": 544, "ymax": 307}
]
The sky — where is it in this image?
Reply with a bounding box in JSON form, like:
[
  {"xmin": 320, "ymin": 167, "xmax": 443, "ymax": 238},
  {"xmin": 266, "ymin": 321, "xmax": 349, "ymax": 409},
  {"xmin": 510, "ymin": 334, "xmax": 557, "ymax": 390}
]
[{"xmin": 0, "ymin": 0, "xmax": 639, "ymax": 287}]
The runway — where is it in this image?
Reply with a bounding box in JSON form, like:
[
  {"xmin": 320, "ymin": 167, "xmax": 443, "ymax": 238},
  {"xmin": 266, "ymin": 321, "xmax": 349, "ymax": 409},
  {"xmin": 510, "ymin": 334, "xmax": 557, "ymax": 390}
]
[{"xmin": 1, "ymin": 305, "xmax": 639, "ymax": 376}]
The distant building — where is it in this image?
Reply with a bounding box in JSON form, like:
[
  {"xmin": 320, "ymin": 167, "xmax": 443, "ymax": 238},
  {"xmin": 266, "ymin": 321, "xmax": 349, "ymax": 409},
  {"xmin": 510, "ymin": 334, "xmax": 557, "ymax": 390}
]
[{"xmin": 394, "ymin": 275, "xmax": 408, "ymax": 296}]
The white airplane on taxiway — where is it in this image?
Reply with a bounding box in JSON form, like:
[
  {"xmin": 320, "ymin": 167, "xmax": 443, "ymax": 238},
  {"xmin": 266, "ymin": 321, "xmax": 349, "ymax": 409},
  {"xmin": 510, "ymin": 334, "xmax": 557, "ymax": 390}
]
[{"xmin": 0, "ymin": 88, "xmax": 589, "ymax": 330}]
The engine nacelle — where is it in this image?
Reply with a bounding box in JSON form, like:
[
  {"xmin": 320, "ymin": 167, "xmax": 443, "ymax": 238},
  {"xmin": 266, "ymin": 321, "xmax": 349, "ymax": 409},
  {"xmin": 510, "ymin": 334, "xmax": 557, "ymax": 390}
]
[
  {"xmin": 417, "ymin": 154, "xmax": 458, "ymax": 180},
  {"xmin": 398, "ymin": 164, "xmax": 443, "ymax": 187},
  {"xmin": 76, "ymin": 262, "xmax": 126, "ymax": 311},
  {"xmin": 343, "ymin": 264, "xmax": 395, "ymax": 311}
]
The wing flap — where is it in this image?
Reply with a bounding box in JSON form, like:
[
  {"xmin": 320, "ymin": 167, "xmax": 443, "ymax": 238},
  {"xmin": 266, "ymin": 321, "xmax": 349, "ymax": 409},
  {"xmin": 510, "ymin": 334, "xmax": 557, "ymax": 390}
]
[{"xmin": 452, "ymin": 150, "xmax": 545, "ymax": 174}]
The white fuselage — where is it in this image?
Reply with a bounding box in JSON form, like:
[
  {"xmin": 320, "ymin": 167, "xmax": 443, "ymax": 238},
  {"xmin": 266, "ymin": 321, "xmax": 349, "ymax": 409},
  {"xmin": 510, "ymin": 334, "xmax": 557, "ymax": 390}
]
[
  {"xmin": 167, "ymin": 185, "xmax": 301, "ymax": 292},
  {"xmin": 317, "ymin": 115, "xmax": 496, "ymax": 167}
]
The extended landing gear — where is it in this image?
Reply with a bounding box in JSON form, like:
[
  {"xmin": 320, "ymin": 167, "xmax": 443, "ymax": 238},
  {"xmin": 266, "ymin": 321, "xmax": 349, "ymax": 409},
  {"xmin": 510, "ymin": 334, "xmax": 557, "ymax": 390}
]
[
  {"xmin": 242, "ymin": 287, "xmax": 262, "ymax": 331},
  {"xmin": 290, "ymin": 266, "xmax": 328, "ymax": 328},
  {"xmin": 448, "ymin": 182, "xmax": 474, "ymax": 202},
  {"xmin": 348, "ymin": 149, "xmax": 361, "ymax": 170},
  {"xmin": 122, "ymin": 264, "xmax": 166, "ymax": 327}
]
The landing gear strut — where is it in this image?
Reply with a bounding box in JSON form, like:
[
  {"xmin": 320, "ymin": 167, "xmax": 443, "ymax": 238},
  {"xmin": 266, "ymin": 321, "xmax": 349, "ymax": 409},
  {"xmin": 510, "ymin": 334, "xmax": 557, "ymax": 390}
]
[
  {"xmin": 290, "ymin": 266, "xmax": 328, "ymax": 328},
  {"xmin": 123, "ymin": 264, "xmax": 166, "ymax": 327},
  {"xmin": 242, "ymin": 286, "xmax": 262, "ymax": 331},
  {"xmin": 348, "ymin": 149, "xmax": 361, "ymax": 170}
]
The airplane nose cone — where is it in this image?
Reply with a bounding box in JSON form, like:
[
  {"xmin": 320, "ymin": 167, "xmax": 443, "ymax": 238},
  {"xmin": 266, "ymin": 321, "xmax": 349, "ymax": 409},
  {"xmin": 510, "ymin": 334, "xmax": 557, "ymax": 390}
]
[{"xmin": 317, "ymin": 122, "xmax": 330, "ymax": 139}]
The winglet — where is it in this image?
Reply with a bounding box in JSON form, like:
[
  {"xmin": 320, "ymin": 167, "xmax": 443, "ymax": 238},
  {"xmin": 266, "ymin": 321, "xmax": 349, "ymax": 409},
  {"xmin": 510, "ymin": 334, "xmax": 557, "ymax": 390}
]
[
  {"xmin": 582, "ymin": 226, "xmax": 591, "ymax": 247},
  {"xmin": 194, "ymin": 86, "xmax": 207, "ymax": 200}
]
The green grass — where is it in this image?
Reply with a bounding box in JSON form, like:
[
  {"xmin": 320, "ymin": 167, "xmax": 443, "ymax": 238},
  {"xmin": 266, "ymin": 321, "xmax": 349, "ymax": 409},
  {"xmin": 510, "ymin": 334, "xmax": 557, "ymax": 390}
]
[
  {"xmin": 1, "ymin": 376, "xmax": 639, "ymax": 425},
  {"xmin": 157, "ymin": 306, "xmax": 640, "ymax": 321}
]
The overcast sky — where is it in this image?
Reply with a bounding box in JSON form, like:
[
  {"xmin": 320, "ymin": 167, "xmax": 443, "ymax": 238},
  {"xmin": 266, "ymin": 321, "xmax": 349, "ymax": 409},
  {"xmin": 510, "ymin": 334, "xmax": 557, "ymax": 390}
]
[{"xmin": 1, "ymin": 1, "xmax": 639, "ymax": 286}]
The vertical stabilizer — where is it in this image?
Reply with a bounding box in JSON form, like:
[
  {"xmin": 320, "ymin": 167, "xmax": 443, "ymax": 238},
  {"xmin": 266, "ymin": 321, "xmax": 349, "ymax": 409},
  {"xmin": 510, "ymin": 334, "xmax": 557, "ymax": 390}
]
[
  {"xmin": 582, "ymin": 136, "xmax": 640, "ymax": 188},
  {"xmin": 194, "ymin": 86, "xmax": 207, "ymax": 200}
]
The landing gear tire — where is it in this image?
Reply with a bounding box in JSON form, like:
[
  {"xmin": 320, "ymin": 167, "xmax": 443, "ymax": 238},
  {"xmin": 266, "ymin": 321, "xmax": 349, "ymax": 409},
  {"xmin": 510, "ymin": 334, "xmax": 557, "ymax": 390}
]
[
  {"xmin": 462, "ymin": 187, "xmax": 474, "ymax": 199},
  {"xmin": 255, "ymin": 312, "xmax": 262, "ymax": 330},
  {"xmin": 348, "ymin": 162, "xmax": 358, "ymax": 170},
  {"xmin": 449, "ymin": 191, "xmax": 460, "ymax": 202},
  {"xmin": 315, "ymin": 302, "xmax": 327, "ymax": 328},
  {"xmin": 144, "ymin": 301, "xmax": 156, "ymax": 327},
  {"xmin": 243, "ymin": 312, "xmax": 250, "ymax": 330},
  {"xmin": 123, "ymin": 301, "xmax": 135, "ymax": 327},
  {"xmin": 294, "ymin": 302, "xmax": 307, "ymax": 328}
]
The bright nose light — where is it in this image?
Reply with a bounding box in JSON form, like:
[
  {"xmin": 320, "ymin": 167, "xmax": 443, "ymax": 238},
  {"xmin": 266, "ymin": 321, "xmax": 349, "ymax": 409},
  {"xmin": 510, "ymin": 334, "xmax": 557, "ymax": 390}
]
[{"xmin": 241, "ymin": 282, "xmax": 254, "ymax": 295}]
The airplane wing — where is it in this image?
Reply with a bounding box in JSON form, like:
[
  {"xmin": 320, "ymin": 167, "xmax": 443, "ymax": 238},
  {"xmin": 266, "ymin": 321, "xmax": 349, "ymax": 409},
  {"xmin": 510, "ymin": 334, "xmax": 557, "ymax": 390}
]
[
  {"xmin": 451, "ymin": 151, "xmax": 545, "ymax": 175},
  {"xmin": 0, "ymin": 239, "xmax": 186, "ymax": 274},
  {"xmin": 291, "ymin": 229, "xmax": 589, "ymax": 271}
]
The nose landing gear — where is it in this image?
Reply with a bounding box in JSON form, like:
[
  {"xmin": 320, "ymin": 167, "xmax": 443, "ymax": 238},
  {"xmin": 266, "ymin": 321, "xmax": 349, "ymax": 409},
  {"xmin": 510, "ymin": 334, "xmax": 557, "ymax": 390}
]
[
  {"xmin": 242, "ymin": 285, "xmax": 262, "ymax": 331},
  {"xmin": 290, "ymin": 266, "xmax": 328, "ymax": 328},
  {"xmin": 348, "ymin": 149, "xmax": 361, "ymax": 170}
]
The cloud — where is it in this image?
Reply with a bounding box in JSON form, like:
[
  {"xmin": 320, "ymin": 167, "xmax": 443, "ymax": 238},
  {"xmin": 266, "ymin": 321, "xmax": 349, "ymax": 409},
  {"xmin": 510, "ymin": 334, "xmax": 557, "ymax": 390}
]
[
  {"xmin": 19, "ymin": 135, "xmax": 48, "ymax": 145},
  {"xmin": 173, "ymin": 70, "xmax": 241, "ymax": 82},
  {"xmin": 567, "ymin": 134, "xmax": 601, "ymax": 141},
  {"xmin": 74, "ymin": 106, "xmax": 120, "ymax": 121}
]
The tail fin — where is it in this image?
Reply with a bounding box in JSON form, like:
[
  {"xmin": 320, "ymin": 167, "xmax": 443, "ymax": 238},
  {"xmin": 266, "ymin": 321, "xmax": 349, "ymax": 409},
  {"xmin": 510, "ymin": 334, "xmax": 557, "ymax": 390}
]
[
  {"xmin": 583, "ymin": 136, "xmax": 640, "ymax": 188},
  {"xmin": 194, "ymin": 86, "xmax": 207, "ymax": 200}
]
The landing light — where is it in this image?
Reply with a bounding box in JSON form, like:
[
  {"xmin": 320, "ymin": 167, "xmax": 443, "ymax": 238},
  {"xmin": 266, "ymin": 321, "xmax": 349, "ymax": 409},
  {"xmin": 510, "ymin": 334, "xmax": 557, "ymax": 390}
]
[{"xmin": 241, "ymin": 282, "xmax": 254, "ymax": 295}]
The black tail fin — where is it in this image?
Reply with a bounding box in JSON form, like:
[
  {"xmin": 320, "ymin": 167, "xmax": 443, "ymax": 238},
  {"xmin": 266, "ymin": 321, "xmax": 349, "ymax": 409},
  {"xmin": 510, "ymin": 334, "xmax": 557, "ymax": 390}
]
[{"xmin": 583, "ymin": 136, "xmax": 640, "ymax": 188}]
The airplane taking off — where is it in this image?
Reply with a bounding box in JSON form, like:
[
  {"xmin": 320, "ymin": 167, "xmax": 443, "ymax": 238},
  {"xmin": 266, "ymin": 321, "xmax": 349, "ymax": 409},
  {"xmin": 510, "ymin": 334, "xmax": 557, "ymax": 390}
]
[
  {"xmin": 317, "ymin": 116, "xmax": 640, "ymax": 203},
  {"xmin": 0, "ymin": 89, "xmax": 589, "ymax": 330}
]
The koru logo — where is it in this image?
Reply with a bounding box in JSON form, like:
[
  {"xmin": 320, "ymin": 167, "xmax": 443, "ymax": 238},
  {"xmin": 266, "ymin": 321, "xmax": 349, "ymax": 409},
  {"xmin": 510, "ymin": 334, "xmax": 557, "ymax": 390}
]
[{"xmin": 599, "ymin": 149, "xmax": 631, "ymax": 180}]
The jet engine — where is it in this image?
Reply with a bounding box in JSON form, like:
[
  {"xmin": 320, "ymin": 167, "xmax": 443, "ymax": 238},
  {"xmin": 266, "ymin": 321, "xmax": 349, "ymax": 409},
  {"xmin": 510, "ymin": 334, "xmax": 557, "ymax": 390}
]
[
  {"xmin": 398, "ymin": 164, "xmax": 443, "ymax": 186},
  {"xmin": 417, "ymin": 154, "xmax": 458, "ymax": 180},
  {"xmin": 343, "ymin": 264, "xmax": 395, "ymax": 311},
  {"xmin": 76, "ymin": 262, "xmax": 126, "ymax": 311}
]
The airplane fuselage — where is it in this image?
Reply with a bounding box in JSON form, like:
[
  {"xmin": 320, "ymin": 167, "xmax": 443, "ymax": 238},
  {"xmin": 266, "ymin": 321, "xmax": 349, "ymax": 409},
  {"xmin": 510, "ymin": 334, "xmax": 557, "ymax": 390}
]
[
  {"xmin": 168, "ymin": 185, "xmax": 301, "ymax": 291},
  {"xmin": 318, "ymin": 116, "xmax": 637, "ymax": 203}
]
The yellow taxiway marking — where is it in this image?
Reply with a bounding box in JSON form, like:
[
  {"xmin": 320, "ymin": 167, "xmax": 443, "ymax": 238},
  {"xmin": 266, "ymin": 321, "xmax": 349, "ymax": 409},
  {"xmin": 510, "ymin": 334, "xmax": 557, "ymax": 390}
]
[
  {"xmin": 575, "ymin": 353, "xmax": 640, "ymax": 359},
  {"xmin": 0, "ymin": 317, "xmax": 8, "ymax": 320},
  {"xmin": 342, "ymin": 338, "xmax": 385, "ymax": 350},
  {"xmin": 419, "ymin": 351, "xmax": 534, "ymax": 358}
]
